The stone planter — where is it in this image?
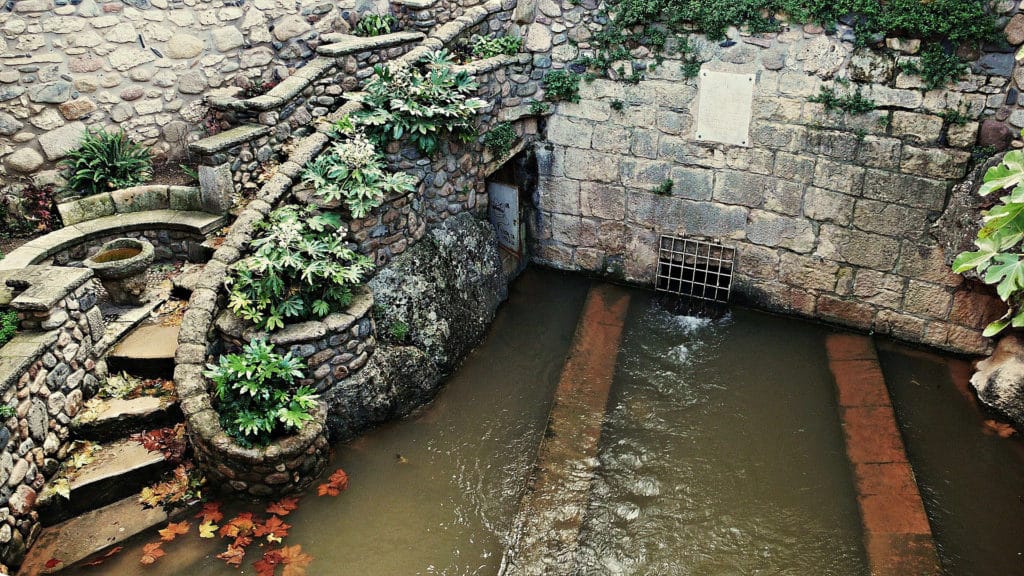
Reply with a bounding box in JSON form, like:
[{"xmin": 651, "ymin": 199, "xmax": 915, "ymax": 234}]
[
  {"xmin": 214, "ymin": 290, "xmax": 377, "ymax": 393},
  {"xmin": 82, "ymin": 237, "xmax": 154, "ymax": 305},
  {"xmin": 189, "ymin": 403, "xmax": 330, "ymax": 497}
]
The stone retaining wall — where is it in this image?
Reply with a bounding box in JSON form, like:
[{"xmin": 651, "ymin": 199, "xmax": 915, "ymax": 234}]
[
  {"xmin": 0, "ymin": 0, "xmax": 383, "ymax": 186},
  {"xmin": 522, "ymin": 2, "xmax": 1023, "ymax": 354},
  {"xmin": 48, "ymin": 228, "xmax": 203, "ymax": 265},
  {"xmin": 0, "ymin": 266, "xmax": 105, "ymax": 567}
]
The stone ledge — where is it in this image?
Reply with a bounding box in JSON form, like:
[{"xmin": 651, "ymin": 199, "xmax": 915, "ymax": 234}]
[
  {"xmin": 390, "ymin": 0, "xmax": 437, "ymax": 9},
  {"xmin": 0, "ymin": 211, "xmax": 226, "ymax": 271},
  {"xmin": 0, "ymin": 331, "xmax": 59, "ymax": 394},
  {"xmin": 317, "ymin": 31, "xmax": 425, "ymax": 57},
  {"xmin": 0, "ymin": 266, "xmax": 92, "ymax": 312},
  {"xmin": 188, "ymin": 124, "xmax": 272, "ymax": 156},
  {"xmin": 58, "ymin": 186, "xmax": 201, "ymax": 226}
]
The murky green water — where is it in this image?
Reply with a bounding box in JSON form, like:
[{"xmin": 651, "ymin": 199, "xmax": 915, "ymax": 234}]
[
  {"xmin": 574, "ymin": 292, "xmax": 868, "ymax": 576},
  {"xmin": 876, "ymin": 340, "xmax": 1024, "ymax": 576}
]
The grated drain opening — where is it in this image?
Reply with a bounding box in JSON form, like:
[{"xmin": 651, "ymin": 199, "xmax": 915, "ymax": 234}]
[{"xmin": 655, "ymin": 235, "xmax": 735, "ymax": 303}]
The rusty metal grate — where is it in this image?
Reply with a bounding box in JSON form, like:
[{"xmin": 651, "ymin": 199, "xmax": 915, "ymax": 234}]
[{"xmin": 655, "ymin": 235, "xmax": 735, "ymax": 302}]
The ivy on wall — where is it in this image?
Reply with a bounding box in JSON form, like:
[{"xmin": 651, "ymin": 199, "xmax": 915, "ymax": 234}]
[{"xmin": 578, "ymin": 0, "xmax": 998, "ymax": 83}]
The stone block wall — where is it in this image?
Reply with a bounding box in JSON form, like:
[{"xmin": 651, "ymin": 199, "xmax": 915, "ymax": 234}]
[
  {"xmin": 524, "ymin": 5, "xmax": 1023, "ymax": 354},
  {"xmin": 0, "ymin": 268, "xmax": 104, "ymax": 567},
  {"xmin": 0, "ymin": 0, "xmax": 376, "ymax": 185}
]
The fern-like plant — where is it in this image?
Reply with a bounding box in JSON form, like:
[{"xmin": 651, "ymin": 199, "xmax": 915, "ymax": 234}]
[
  {"xmin": 204, "ymin": 339, "xmax": 318, "ymax": 447},
  {"xmin": 351, "ymin": 50, "xmax": 487, "ymax": 156},
  {"xmin": 471, "ymin": 34, "xmax": 522, "ymax": 58},
  {"xmin": 354, "ymin": 13, "xmax": 397, "ymax": 37},
  {"xmin": 60, "ymin": 129, "xmax": 153, "ymax": 196},
  {"xmin": 226, "ymin": 206, "xmax": 374, "ymax": 332}
]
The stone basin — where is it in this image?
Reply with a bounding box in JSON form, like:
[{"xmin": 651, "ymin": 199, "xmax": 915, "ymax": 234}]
[{"xmin": 83, "ymin": 238, "xmax": 154, "ymax": 305}]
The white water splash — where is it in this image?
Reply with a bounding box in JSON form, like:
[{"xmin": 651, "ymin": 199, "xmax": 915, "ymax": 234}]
[{"xmin": 672, "ymin": 314, "xmax": 713, "ymax": 335}]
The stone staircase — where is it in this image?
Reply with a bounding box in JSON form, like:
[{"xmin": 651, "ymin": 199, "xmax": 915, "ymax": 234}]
[{"xmin": 17, "ymin": 320, "xmax": 186, "ymax": 575}]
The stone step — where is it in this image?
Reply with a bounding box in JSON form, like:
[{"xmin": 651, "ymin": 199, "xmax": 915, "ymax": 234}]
[
  {"xmin": 35, "ymin": 438, "xmax": 170, "ymax": 527},
  {"xmin": 70, "ymin": 396, "xmax": 181, "ymax": 443},
  {"xmin": 18, "ymin": 494, "xmax": 168, "ymax": 575},
  {"xmin": 170, "ymin": 263, "xmax": 205, "ymax": 299},
  {"xmin": 106, "ymin": 323, "xmax": 180, "ymax": 379}
]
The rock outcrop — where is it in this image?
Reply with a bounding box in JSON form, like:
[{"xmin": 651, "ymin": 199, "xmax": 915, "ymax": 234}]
[{"xmin": 972, "ymin": 333, "xmax": 1024, "ymax": 429}]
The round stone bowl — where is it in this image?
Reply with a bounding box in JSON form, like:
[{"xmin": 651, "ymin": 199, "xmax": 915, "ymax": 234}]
[{"xmin": 83, "ymin": 238, "xmax": 154, "ymax": 305}]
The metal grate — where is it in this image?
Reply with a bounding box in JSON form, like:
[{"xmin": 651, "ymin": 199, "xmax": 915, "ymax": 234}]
[{"xmin": 655, "ymin": 235, "xmax": 735, "ymax": 302}]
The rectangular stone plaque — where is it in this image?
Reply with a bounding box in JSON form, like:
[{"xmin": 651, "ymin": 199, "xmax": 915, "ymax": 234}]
[{"xmin": 695, "ymin": 69, "xmax": 756, "ymax": 147}]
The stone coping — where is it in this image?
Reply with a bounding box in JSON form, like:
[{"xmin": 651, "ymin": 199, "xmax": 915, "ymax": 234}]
[
  {"xmin": 430, "ymin": 3, "xmax": 494, "ymax": 45},
  {"xmin": 317, "ymin": 31, "xmax": 426, "ymax": 57},
  {"xmin": 215, "ymin": 291, "xmax": 374, "ymax": 346},
  {"xmin": 0, "ymin": 330, "xmax": 59, "ymax": 396},
  {"xmin": 188, "ymin": 124, "xmax": 273, "ymax": 156},
  {"xmin": 0, "ymin": 210, "xmax": 227, "ymax": 271},
  {"xmin": 391, "ymin": 0, "xmax": 438, "ymax": 8},
  {"xmin": 58, "ymin": 185, "xmax": 202, "ymax": 226},
  {"xmin": 0, "ymin": 265, "xmax": 92, "ymax": 312}
]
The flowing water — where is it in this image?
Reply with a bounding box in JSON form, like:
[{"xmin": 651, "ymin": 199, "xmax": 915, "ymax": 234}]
[
  {"xmin": 573, "ymin": 292, "xmax": 868, "ymax": 576},
  {"xmin": 59, "ymin": 272, "xmax": 1024, "ymax": 576}
]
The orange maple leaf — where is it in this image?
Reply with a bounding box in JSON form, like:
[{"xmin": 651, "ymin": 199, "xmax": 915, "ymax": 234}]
[
  {"xmin": 195, "ymin": 501, "xmax": 224, "ymax": 523},
  {"xmin": 158, "ymin": 521, "xmax": 191, "ymax": 542},
  {"xmin": 140, "ymin": 542, "xmax": 165, "ymax": 565},
  {"xmin": 317, "ymin": 483, "xmax": 340, "ymax": 497},
  {"xmin": 279, "ymin": 545, "xmax": 313, "ymax": 576},
  {"xmin": 233, "ymin": 535, "xmax": 254, "ymax": 549},
  {"xmin": 266, "ymin": 497, "xmax": 300, "ymax": 516},
  {"xmin": 327, "ymin": 469, "xmax": 350, "ymax": 491},
  {"xmin": 253, "ymin": 550, "xmax": 284, "ymax": 576},
  {"xmin": 83, "ymin": 545, "xmax": 124, "ymax": 566},
  {"xmin": 216, "ymin": 544, "xmax": 246, "ymax": 567},
  {"xmin": 254, "ymin": 516, "xmax": 291, "ymax": 539}
]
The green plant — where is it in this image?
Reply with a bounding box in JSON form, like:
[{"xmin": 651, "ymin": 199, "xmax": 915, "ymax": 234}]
[
  {"xmin": 0, "ymin": 405, "xmax": 14, "ymax": 420},
  {"xmin": 0, "ymin": 310, "xmax": 17, "ymax": 348},
  {"xmin": 529, "ymin": 100, "xmax": 551, "ymax": 115},
  {"xmin": 655, "ymin": 178, "xmax": 674, "ymax": 196},
  {"xmin": 940, "ymin": 105, "xmax": 972, "ymax": 126},
  {"xmin": 351, "ymin": 50, "xmax": 487, "ymax": 156},
  {"xmin": 953, "ymin": 138, "xmax": 1024, "ymax": 335},
  {"xmin": 472, "ymin": 34, "xmax": 523, "ymax": 58},
  {"xmin": 60, "ymin": 129, "xmax": 153, "ymax": 196},
  {"xmin": 353, "ymin": 13, "xmax": 397, "ymax": 37},
  {"xmin": 180, "ymin": 164, "xmax": 199, "ymax": 183},
  {"xmin": 808, "ymin": 86, "xmax": 876, "ymax": 115},
  {"xmin": 610, "ymin": 99, "xmax": 625, "ymax": 111},
  {"xmin": 226, "ymin": 206, "xmax": 374, "ymax": 331},
  {"xmin": 917, "ymin": 45, "xmax": 969, "ymax": 90},
  {"xmin": 1, "ymin": 182, "xmax": 60, "ymax": 236},
  {"xmin": 302, "ymin": 126, "xmax": 418, "ymax": 218},
  {"xmin": 388, "ymin": 321, "xmax": 410, "ymax": 342},
  {"xmin": 543, "ymin": 70, "xmax": 581, "ymax": 103},
  {"xmin": 483, "ymin": 122, "xmax": 516, "ymax": 158},
  {"xmin": 204, "ymin": 339, "xmax": 319, "ymax": 447}
]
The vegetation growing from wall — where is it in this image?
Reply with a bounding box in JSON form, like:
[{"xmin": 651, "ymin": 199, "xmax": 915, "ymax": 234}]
[
  {"xmin": 472, "ymin": 34, "xmax": 523, "ymax": 58},
  {"xmin": 353, "ymin": 13, "xmax": 397, "ymax": 37},
  {"xmin": 226, "ymin": 206, "xmax": 374, "ymax": 331},
  {"xmin": 808, "ymin": 86, "xmax": 876, "ymax": 115},
  {"xmin": 954, "ymin": 143, "xmax": 1024, "ymax": 336},
  {"xmin": 483, "ymin": 122, "xmax": 517, "ymax": 158},
  {"xmin": 543, "ymin": 70, "xmax": 582, "ymax": 103},
  {"xmin": 302, "ymin": 125, "xmax": 417, "ymax": 218},
  {"xmin": 581, "ymin": 0, "xmax": 997, "ymax": 83},
  {"xmin": 204, "ymin": 339, "xmax": 318, "ymax": 447},
  {"xmin": 59, "ymin": 130, "xmax": 153, "ymax": 196},
  {"xmin": 0, "ymin": 310, "xmax": 17, "ymax": 348},
  {"xmin": 351, "ymin": 50, "xmax": 487, "ymax": 156}
]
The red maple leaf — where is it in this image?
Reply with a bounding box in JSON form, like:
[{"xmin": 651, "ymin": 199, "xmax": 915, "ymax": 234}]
[
  {"xmin": 266, "ymin": 497, "xmax": 300, "ymax": 516},
  {"xmin": 140, "ymin": 542, "xmax": 165, "ymax": 565},
  {"xmin": 45, "ymin": 558, "xmax": 62, "ymax": 569},
  {"xmin": 327, "ymin": 469, "xmax": 350, "ymax": 491},
  {"xmin": 232, "ymin": 535, "xmax": 254, "ymax": 549},
  {"xmin": 216, "ymin": 544, "xmax": 246, "ymax": 567},
  {"xmin": 195, "ymin": 501, "xmax": 224, "ymax": 523},
  {"xmin": 253, "ymin": 550, "xmax": 284, "ymax": 576},
  {"xmin": 83, "ymin": 545, "xmax": 124, "ymax": 566}
]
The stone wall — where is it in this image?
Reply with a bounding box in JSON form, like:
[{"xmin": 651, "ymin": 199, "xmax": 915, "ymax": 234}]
[
  {"xmin": 522, "ymin": 3, "xmax": 1023, "ymax": 355},
  {"xmin": 0, "ymin": 266, "xmax": 105, "ymax": 567},
  {"xmin": 0, "ymin": 0, "xmax": 383, "ymax": 185}
]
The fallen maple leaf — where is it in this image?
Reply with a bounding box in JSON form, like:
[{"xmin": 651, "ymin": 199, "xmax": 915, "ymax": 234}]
[
  {"xmin": 279, "ymin": 544, "xmax": 313, "ymax": 576},
  {"xmin": 983, "ymin": 419, "xmax": 1017, "ymax": 438},
  {"xmin": 233, "ymin": 535, "xmax": 254, "ymax": 549},
  {"xmin": 83, "ymin": 545, "xmax": 124, "ymax": 566},
  {"xmin": 254, "ymin": 516, "xmax": 291, "ymax": 539},
  {"xmin": 266, "ymin": 497, "xmax": 300, "ymax": 516},
  {"xmin": 140, "ymin": 542, "xmax": 165, "ymax": 565},
  {"xmin": 44, "ymin": 558, "xmax": 62, "ymax": 569},
  {"xmin": 254, "ymin": 550, "xmax": 284, "ymax": 576},
  {"xmin": 327, "ymin": 469, "xmax": 350, "ymax": 491},
  {"xmin": 317, "ymin": 483, "xmax": 340, "ymax": 497},
  {"xmin": 216, "ymin": 544, "xmax": 246, "ymax": 567},
  {"xmin": 198, "ymin": 520, "xmax": 218, "ymax": 538},
  {"xmin": 195, "ymin": 501, "xmax": 224, "ymax": 523},
  {"xmin": 158, "ymin": 520, "xmax": 190, "ymax": 542}
]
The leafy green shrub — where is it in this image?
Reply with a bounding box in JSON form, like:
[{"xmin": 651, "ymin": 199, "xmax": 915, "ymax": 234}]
[
  {"xmin": 388, "ymin": 321, "xmax": 410, "ymax": 342},
  {"xmin": 529, "ymin": 100, "xmax": 551, "ymax": 115},
  {"xmin": 60, "ymin": 130, "xmax": 152, "ymax": 196},
  {"xmin": 655, "ymin": 178, "xmax": 674, "ymax": 196},
  {"xmin": 472, "ymin": 34, "xmax": 522, "ymax": 58},
  {"xmin": 0, "ymin": 310, "xmax": 17, "ymax": 348},
  {"xmin": 954, "ymin": 141, "xmax": 1024, "ymax": 335},
  {"xmin": 302, "ymin": 127, "xmax": 417, "ymax": 218},
  {"xmin": 204, "ymin": 339, "xmax": 318, "ymax": 447},
  {"xmin": 226, "ymin": 206, "xmax": 374, "ymax": 331},
  {"xmin": 352, "ymin": 50, "xmax": 487, "ymax": 156},
  {"xmin": 543, "ymin": 70, "xmax": 581, "ymax": 103},
  {"xmin": 0, "ymin": 405, "xmax": 14, "ymax": 420},
  {"xmin": 808, "ymin": 86, "xmax": 876, "ymax": 115},
  {"xmin": 917, "ymin": 45, "xmax": 969, "ymax": 90},
  {"xmin": 354, "ymin": 13, "xmax": 397, "ymax": 37},
  {"xmin": 483, "ymin": 122, "xmax": 516, "ymax": 158},
  {"xmin": 1, "ymin": 182, "xmax": 60, "ymax": 237},
  {"xmin": 610, "ymin": 99, "xmax": 625, "ymax": 111}
]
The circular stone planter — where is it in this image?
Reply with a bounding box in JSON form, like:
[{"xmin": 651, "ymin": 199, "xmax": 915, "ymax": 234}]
[
  {"xmin": 82, "ymin": 237, "xmax": 155, "ymax": 305},
  {"xmin": 189, "ymin": 403, "xmax": 330, "ymax": 498}
]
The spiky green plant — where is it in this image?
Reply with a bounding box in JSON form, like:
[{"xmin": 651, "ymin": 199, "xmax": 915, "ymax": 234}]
[{"xmin": 60, "ymin": 129, "xmax": 152, "ymax": 196}]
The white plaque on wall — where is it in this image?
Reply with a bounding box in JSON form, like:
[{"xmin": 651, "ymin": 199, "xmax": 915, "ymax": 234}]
[{"xmin": 695, "ymin": 69, "xmax": 756, "ymax": 147}]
